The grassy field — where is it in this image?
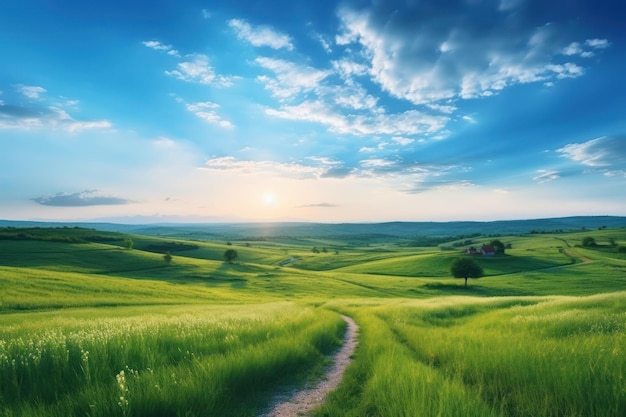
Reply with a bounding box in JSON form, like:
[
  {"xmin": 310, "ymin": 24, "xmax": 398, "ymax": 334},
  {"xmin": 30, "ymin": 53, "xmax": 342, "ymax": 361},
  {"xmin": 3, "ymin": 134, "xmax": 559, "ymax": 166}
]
[{"xmin": 1, "ymin": 225, "xmax": 625, "ymax": 416}]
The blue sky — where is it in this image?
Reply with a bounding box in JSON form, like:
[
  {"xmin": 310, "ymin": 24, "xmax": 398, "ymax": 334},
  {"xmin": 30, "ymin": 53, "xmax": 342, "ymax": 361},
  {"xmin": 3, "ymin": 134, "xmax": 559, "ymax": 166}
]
[{"xmin": 1, "ymin": 0, "xmax": 625, "ymax": 223}]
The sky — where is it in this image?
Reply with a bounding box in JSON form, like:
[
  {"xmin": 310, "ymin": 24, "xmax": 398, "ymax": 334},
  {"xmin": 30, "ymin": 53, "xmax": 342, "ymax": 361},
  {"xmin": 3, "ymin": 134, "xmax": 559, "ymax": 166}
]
[{"xmin": 1, "ymin": 0, "xmax": 625, "ymax": 223}]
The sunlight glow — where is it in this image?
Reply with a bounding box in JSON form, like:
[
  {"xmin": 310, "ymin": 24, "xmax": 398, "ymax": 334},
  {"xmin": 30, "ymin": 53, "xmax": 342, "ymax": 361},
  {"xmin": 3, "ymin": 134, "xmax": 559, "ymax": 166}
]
[{"xmin": 263, "ymin": 192, "xmax": 276, "ymax": 206}]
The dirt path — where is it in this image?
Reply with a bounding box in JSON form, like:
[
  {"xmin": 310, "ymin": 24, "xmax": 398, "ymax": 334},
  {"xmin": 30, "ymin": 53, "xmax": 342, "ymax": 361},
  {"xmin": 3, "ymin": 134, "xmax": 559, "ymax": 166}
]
[
  {"xmin": 260, "ymin": 315, "xmax": 359, "ymax": 417},
  {"xmin": 564, "ymin": 249, "xmax": 593, "ymax": 263}
]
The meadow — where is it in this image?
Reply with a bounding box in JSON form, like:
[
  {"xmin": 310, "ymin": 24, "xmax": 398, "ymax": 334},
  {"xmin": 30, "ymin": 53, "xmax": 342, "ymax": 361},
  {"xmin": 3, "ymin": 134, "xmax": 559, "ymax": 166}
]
[{"xmin": 1, "ymin": 224, "xmax": 625, "ymax": 416}]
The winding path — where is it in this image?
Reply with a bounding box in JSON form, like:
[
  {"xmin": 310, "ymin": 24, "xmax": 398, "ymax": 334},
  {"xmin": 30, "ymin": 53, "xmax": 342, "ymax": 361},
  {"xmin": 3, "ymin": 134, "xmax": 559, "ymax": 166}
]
[{"xmin": 261, "ymin": 315, "xmax": 359, "ymax": 417}]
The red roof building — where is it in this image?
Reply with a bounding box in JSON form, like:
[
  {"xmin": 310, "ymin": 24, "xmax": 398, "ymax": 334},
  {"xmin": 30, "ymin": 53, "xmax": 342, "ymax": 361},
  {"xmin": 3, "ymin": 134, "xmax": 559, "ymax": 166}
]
[{"xmin": 481, "ymin": 245, "xmax": 495, "ymax": 256}]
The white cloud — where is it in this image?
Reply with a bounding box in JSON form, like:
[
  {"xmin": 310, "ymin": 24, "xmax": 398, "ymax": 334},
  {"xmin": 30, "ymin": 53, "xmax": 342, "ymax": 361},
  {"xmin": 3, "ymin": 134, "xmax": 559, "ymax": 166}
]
[
  {"xmin": 332, "ymin": 59, "xmax": 368, "ymax": 78},
  {"xmin": 533, "ymin": 169, "xmax": 560, "ymax": 183},
  {"xmin": 306, "ymin": 156, "xmax": 342, "ymax": 166},
  {"xmin": 184, "ymin": 101, "xmax": 233, "ymax": 128},
  {"xmin": 166, "ymin": 54, "xmax": 214, "ymax": 84},
  {"xmin": 360, "ymin": 158, "xmax": 396, "ymax": 168},
  {"xmin": 328, "ymin": 82, "xmax": 378, "ymax": 110},
  {"xmin": 0, "ymin": 99, "xmax": 111, "ymax": 132},
  {"xmin": 18, "ymin": 85, "xmax": 47, "ymax": 99},
  {"xmin": 391, "ymin": 136, "xmax": 414, "ymax": 146},
  {"xmin": 266, "ymin": 100, "xmax": 448, "ymax": 136},
  {"xmin": 546, "ymin": 63, "xmax": 584, "ymax": 79},
  {"xmin": 202, "ymin": 156, "xmax": 320, "ymax": 179},
  {"xmin": 152, "ymin": 137, "xmax": 177, "ymax": 148},
  {"xmin": 314, "ymin": 33, "xmax": 333, "ymax": 53},
  {"xmin": 585, "ymin": 38, "xmax": 610, "ymax": 49},
  {"xmin": 66, "ymin": 120, "xmax": 112, "ymax": 132},
  {"xmin": 166, "ymin": 54, "xmax": 233, "ymax": 87},
  {"xmin": 426, "ymin": 103, "xmax": 457, "ymax": 114},
  {"xmin": 256, "ymin": 57, "xmax": 330, "ymax": 99},
  {"xmin": 32, "ymin": 190, "xmax": 131, "ymax": 206},
  {"xmin": 202, "ymin": 9, "xmax": 211, "ymax": 19},
  {"xmin": 557, "ymin": 136, "xmax": 626, "ymax": 168},
  {"xmin": 229, "ymin": 19, "xmax": 294, "ymax": 50},
  {"xmin": 143, "ymin": 40, "xmax": 180, "ymax": 57},
  {"xmin": 335, "ymin": 5, "xmax": 608, "ymax": 106},
  {"xmin": 562, "ymin": 42, "xmax": 582, "ymax": 56},
  {"xmin": 560, "ymin": 39, "xmax": 610, "ymax": 59}
]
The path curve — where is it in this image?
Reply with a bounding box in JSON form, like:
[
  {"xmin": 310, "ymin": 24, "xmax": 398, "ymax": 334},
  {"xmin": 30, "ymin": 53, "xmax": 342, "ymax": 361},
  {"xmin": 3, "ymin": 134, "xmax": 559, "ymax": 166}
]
[
  {"xmin": 565, "ymin": 249, "xmax": 594, "ymax": 263},
  {"xmin": 261, "ymin": 315, "xmax": 359, "ymax": 417}
]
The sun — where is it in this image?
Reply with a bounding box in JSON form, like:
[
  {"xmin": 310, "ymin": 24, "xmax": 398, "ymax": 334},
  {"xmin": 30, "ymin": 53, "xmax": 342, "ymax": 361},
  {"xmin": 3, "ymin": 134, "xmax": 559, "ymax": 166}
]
[{"xmin": 263, "ymin": 192, "xmax": 276, "ymax": 206}]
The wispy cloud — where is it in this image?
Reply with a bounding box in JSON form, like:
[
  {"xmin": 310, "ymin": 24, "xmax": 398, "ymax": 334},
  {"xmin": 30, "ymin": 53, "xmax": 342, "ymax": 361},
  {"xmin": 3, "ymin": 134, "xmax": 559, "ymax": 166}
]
[
  {"xmin": 142, "ymin": 40, "xmax": 180, "ymax": 57},
  {"xmin": 183, "ymin": 100, "xmax": 233, "ymax": 128},
  {"xmin": 533, "ymin": 169, "xmax": 560, "ymax": 183},
  {"xmin": 313, "ymin": 32, "xmax": 332, "ymax": 53},
  {"xmin": 229, "ymin": 19, "xmax": 294, "ymax": 50},
  {"xmin": 296, "ymin": 203, "xmax": 338, "ymax": 208},
  {"xmin": 585, "ymin": 38, "xmax": 610, "ymax": 49},
  {"xmin": 32, "ymin": 190, "xmax": 132, "ymax": 207},
  {"xmin": 557, "ymin": 136, "xmax": 626, "ymax": 176},
  {"xmin": 255, "ymin": 57, "xmax": 330, "ymax": 99},
  {"xmin": 392, "ymin": 136, "xmax": 415, "ymax": 146},
  {"xmin": 165, "ymin": 54, "xmax": 233, "ymax": 87},
  {"xmin": 17, "ymin": 85, "xmax": 47, "ymax": 100},
  {"xmin": 200, "ymin": 155, "xmax": 466, "ymax": 195},
  {"xmin": 335, "ymin": 5, "xmax": 610, "ymax": 106},
  {"xmin": 201, "ymin": 156, "xmax": 321, "ymax": 179},
  {"xmin": 0, "ymin": 99, "xmax": 111, "ymax": 132},
  {"xmin": 266, "ymin": 101, "xmax": 448, "ymax": 136}
]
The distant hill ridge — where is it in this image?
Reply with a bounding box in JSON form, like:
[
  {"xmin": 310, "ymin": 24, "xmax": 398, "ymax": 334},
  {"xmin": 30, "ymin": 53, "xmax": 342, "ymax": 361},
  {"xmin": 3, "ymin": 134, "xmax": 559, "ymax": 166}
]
[{"xmin": 1, "ymin": 216, "xmax": 625, "ymax": 238}]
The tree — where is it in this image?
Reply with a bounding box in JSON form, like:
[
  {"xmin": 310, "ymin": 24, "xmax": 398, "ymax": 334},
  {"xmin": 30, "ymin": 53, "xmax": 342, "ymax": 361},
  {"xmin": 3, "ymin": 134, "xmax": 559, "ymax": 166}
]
[
  {"xmin": 489, "ymin": 239, "xmax": 505, "ymax": 254},
  {"xmin": 123, "ymin": 238, "xmax": 134, "ymax": 250},
  {"xmin": 582, "ymin": 237, "xmax": 597, "ymax": 247},
  {"xmin": 163, "ymin": 251, "xmax": 172, "ymax": 264},
  {"xmin": 224, "ymin": 248, "xmax": 238, "ymax": 264},
  {"xmin": 451, "ymin": 257, "xmax": 484, "ymax": 288}
]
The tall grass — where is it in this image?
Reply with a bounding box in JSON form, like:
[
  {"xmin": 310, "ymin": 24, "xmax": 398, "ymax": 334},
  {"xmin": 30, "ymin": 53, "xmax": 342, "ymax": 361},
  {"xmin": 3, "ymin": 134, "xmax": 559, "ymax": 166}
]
[
  {"xmin": 0, "ymin": 303, "xmax": 345, "ymax": 417},
  {"xmin": 319, "ymin": 293, "xmax": 626, "ymax": 417}
]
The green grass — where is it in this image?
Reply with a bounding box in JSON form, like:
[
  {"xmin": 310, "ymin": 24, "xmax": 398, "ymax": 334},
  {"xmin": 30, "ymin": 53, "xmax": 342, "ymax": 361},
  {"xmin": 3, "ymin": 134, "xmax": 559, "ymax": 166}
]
[
  {"xmin": 0, "ymin": 303, "xmax": 345, "ymax": 417},
  {"xmin": 2, "ymin": 226, "xmax": 626, "ymax": 416},
  {"xmin": 319, "ymin": 293, "xmax": 626, "ymax": 417}
]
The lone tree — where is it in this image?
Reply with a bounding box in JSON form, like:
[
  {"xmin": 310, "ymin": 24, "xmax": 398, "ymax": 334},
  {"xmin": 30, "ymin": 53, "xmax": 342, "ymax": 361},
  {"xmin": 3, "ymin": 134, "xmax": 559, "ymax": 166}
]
[
  {"xmin": 224, "ymin": 248, "xmax": 238, "ymax": 264},
  {"xmin": 123, "ymin": 238, "xmax": 134, "ymax": 250},
  {"xmin": 451, "ymin": 257, "xmax": 484, "ymax": 288},
  {"xmin": 163, "ymin": 251, "xmax": 173, "ymax": 264},
  {"xmin": 582, "ymin": 236, "xmax": 597, "ymax": 247},
  {"xmin": 489, "ymin": 239, "xmax": 505, "ymax": 254}
]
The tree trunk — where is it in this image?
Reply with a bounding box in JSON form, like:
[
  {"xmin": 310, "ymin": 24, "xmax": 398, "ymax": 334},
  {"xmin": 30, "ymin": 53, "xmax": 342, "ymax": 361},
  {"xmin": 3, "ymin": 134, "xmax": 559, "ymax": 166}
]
[{"xmin": 464, "ymin": 276, "xmax": 468, "ymax": 287}]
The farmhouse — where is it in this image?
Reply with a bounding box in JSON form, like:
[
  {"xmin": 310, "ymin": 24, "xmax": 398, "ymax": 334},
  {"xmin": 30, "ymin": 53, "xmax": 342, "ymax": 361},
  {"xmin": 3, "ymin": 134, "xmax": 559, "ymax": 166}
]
[
  {"xmin": 481, "ymin": 245, "xmax": 495, "ymax": 256},
  {"xmin": 466, "ymin": 246, "xmax": 478, "ymax": 255}
]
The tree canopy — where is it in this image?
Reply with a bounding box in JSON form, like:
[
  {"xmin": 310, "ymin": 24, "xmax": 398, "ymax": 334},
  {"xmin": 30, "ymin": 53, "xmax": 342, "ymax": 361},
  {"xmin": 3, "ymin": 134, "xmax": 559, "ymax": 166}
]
[
  {"xmin": 582, "ymin": 237, "xmax": 597, "ymax": 247},
  {"xmin": 489, "ymin": 239, "xmax": 505, "ymax": 254},
  {"xmin": 163, "ymin": 251, "xmax": 172, "ymax": 264},
  {"xmin": 224, "ymin": 248, "xmax": 238, "ymax": 264},
  {"xmin": 451, "ymin": 257, "xmax": 484, "ymax": 287}
]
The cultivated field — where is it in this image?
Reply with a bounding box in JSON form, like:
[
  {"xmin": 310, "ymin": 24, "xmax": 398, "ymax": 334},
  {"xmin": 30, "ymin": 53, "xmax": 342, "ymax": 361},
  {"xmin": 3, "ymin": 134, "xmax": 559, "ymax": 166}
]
[{"xmin": 1, "ymin": 224, "xmax": 625, "ymax": 416}]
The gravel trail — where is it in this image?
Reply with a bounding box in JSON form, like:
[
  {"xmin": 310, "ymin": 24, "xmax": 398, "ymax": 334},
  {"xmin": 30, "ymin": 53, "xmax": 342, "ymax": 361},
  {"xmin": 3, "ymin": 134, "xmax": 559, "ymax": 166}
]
[{"xmin": 260, "ymin": 315, "xmax": 359, "ymax": 417}]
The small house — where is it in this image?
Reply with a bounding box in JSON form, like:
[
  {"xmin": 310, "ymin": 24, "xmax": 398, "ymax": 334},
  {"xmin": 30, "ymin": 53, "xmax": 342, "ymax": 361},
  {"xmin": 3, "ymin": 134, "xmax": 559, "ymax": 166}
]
[
  {"xmin": 466, "ymin": 246, "xmax": 477, "ymax": 255},
  {"xmin": 481, "ymin": 245, "xmax": 495, "ymax": 256}
]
